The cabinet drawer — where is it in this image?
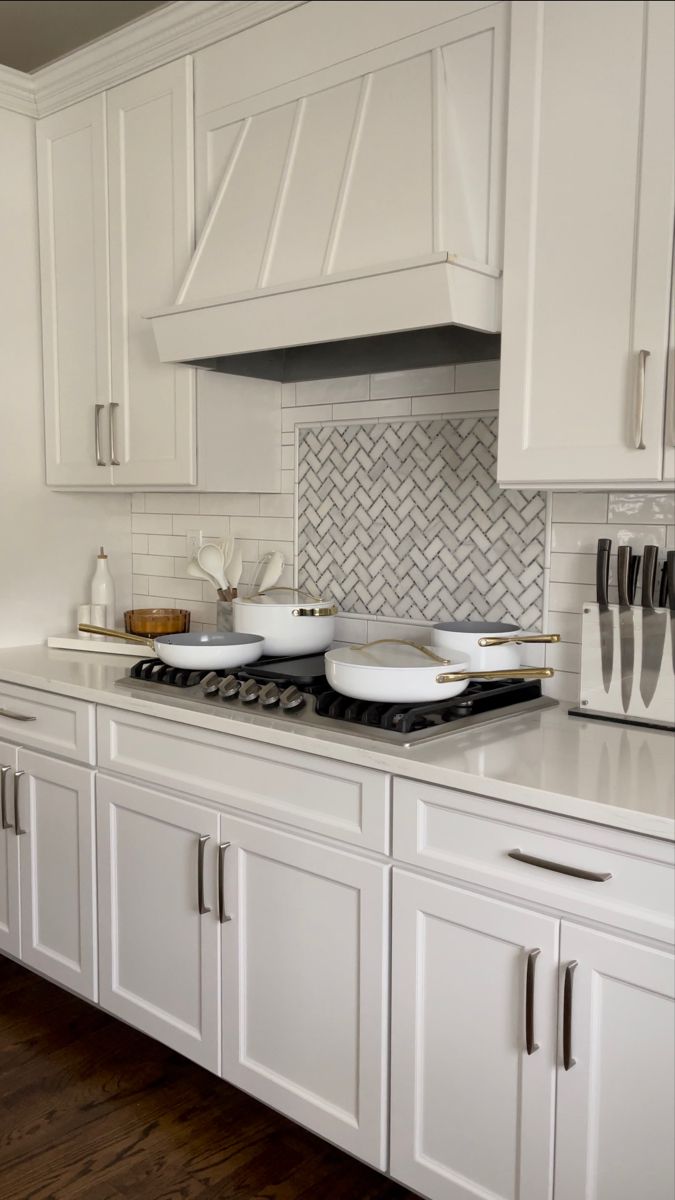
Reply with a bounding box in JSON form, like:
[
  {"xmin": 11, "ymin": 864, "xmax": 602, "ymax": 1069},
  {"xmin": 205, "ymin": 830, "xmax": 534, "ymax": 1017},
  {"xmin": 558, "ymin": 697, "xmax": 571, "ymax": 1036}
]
[
  {"xmin": 0, "ymin": 681, "xmax": 95, "ymax": 765},
  {"xmin": 393, "ymin": 779, "xmax": 675, "ymax": 943},
  {"xmin": 98, "ymin": 707, "xmax": 389, "ymax": 851}
]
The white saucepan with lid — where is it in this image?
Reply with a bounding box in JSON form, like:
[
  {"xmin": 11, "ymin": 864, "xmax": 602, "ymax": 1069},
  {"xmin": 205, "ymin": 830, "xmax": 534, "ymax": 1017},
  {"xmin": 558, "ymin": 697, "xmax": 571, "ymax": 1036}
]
[
  {"xmin": 325, "ymin": 640, "xmax": 553, "ymax": 703},
  {"xmin": 232, "ymin": 587, "xmax": 337, "ymax": 657},
  {"xmin": 432, "ymin": 621, "xmax": 560, "ymax": 673}
]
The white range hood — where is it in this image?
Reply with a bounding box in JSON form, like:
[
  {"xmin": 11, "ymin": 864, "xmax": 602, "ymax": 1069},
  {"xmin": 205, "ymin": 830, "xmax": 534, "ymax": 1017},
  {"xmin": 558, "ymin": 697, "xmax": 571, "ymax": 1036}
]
[{"xmin": 150, "ymin": 4, "xmax": 507, "ymax": 381}]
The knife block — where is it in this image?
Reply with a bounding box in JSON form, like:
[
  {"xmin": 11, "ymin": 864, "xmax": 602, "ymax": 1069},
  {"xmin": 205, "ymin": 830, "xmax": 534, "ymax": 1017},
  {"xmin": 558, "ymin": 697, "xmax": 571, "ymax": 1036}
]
[{"xmin": 578, "ymin": 602, "xmax": 674, "ymax": 728}]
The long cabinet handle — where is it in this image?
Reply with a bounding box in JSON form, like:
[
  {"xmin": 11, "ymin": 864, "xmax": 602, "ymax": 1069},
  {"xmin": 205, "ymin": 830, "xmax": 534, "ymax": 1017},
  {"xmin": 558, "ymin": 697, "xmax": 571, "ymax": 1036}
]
[
  {"xmin": 13, "ymin": 771, "xmax": 26, "ymax": 835},
  {"xmin": 95, "ymin": 403, "xmax": 106, "ymax": 466},
  {"xmin": 525, "ymin": 948, "xmax": 540, "ymax": 1055},
  {"xmin": 197, "ymin": 834, "xmax": 211, "ymax": 915},
  {"xmin": 0, "ymin": 708, "xmax": 36, "ymax": 723},
  {"xmin": 0, "ymin": 766, "xmax": 12, "ymax": 830},
  {"xmin": 109, "ymin": 403, "xmax": 120, "ymax": 466},
  {"xmin": 508, "ymin": 849, "xmax": 612, "ymax": 882},
  {"xmin": 562, "ymin": 960, "xmax": 578, "ymax": 1070},
  {"xmin": 218, "ymin": 842, "xmax": 232, "ymax": 924},
  {"xmin": 634, "ymin": 348, "xmax": 650, "ymax": 450}
]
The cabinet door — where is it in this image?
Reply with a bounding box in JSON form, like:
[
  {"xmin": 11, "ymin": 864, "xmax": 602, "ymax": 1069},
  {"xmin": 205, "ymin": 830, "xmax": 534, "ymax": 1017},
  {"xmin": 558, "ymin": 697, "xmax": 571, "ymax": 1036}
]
[
  {"xmin": 498, "ymin": 1, "xmax": 674, "ymax": 486},
  {"xmin": 16, "ymin": 749, "xmax": 96, "ymax": 1000},
  {"xmin": 220, "ymin": 815, "xmax": 389, "ymax": 1168},
  {"xmin": 0, "ymin": 741, "xmax": 20, "ymax": 959},
  {"xmin": 37, "ymin": 96, "xmax": 114, "ymax": 486},
  {"xmin": 107, "ymin": 59, "xmax": 196, "ymax": 486},
  {"xmin": 97, "ymin": 775, "xmax": 220, "ymax": 1071},
  {"xmin": 390, "ymin": 870, "xmax": 558, "ymax": 1200},
  {"xmin": 555, "ymin": 924, "xmax": 675, "ymax": 1200}
]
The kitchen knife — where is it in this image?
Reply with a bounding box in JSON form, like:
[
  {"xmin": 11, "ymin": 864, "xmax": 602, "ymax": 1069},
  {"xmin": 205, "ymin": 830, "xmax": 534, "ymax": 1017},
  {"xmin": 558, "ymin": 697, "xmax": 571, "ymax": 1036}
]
[
  {"xmin": 639, "ymin": 544, "xmax": 665, "ymax": 708},
  {"xmin": 658, "ymin": 561, "xmax": 668, "ymax": 608},
  {"xmin": 662, "ymin": 549, "xmax": 667, "ymax": 676},
  {"xmin": 628, "ymin": 553, "xmax": 641, "ymax": 604},
  {"xmin": 596, "ymin": 537, "xmax": 613, "ymax": 693},
  {"xmin": 617, "ymin": 545, "xmax": 634, "ymax": 714}
]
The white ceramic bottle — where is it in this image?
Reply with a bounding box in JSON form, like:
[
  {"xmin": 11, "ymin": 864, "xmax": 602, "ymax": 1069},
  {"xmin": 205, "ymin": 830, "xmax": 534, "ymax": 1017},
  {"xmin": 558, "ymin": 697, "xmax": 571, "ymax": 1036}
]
[{"xmin": 90, "ymin": 546, "xmax": 115, "ymax": 626}]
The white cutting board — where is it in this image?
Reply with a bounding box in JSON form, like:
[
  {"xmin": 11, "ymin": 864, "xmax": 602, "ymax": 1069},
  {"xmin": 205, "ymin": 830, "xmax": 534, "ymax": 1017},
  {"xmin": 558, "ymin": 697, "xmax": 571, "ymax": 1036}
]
[{"xmin": 580, "ymin": 602, "xmax": 674, "ymax": 725}]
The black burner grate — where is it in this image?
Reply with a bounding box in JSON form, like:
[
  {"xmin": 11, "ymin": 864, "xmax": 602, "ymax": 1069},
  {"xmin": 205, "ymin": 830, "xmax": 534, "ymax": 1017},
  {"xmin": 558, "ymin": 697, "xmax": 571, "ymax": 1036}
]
[{"xmin": 314, "ymin": 678, "xmax": 543, "ymax": 733}]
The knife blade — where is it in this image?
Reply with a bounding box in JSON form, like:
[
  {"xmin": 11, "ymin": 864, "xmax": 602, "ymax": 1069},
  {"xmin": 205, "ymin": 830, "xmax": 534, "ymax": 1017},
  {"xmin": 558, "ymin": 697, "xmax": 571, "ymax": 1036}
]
[
  {"xmin": 595, "ymin": 537, "xmax": 613, "ymax": 693},
  {"xmin": 639, "ymin": 544, "xmax": 665, "ymax": 708},
  {"xmin": 662, "ymin": 549, "xmax": 667, "ymax": 676},
  {"xmin": 617, "ymin": 545, "xmax": 634, "ymax": 713}
]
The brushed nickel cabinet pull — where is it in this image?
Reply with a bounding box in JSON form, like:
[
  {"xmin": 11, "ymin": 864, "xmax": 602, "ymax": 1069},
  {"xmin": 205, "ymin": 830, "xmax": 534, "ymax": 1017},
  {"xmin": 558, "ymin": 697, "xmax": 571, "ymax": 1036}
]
[
  {"xmin": 1, "ymin": 766, "xmax": 12, "ymax": 830},
  {"xmin": 13, "ymin": 771, "xmax": 26, "ymax": 835},
  {"xmin": 508, "ymin": 849, "xmax": 612, "ymax": 882},
  {"xmin": 525, "ymin": 948, "xmax": 541, "ymax": 1055},
  {"xmin": 109, "ymin": 403, "xmax": 120, "ymax": 466},
  {"xmin": 95, "ymin": 403, "xmax": 106, "ymax": 465},
  {"xmin": 0, "ymin": 708, "xmax": 36, "ymax": 722},
  {"xmin": 218, "ymin": 842, "xmax": 232, "ymax": 924},
  {"xmin": 563, "ymin": 960, "xmax": 578, "ymax": 1070},
  {"xmin": 634, "ymin": 349, "xmax": 650, "ymax": 450},
  {"xmin": 197, "ymin": 834, "xmax": 211, "ymax": 915}
]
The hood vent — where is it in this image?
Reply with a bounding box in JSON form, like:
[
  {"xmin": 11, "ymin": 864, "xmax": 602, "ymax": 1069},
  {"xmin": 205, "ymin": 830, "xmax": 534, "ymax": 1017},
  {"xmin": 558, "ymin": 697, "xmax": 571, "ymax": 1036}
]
[{"xmin": 150, "ymin": 6, "xmax": 506, "ymax": 381}]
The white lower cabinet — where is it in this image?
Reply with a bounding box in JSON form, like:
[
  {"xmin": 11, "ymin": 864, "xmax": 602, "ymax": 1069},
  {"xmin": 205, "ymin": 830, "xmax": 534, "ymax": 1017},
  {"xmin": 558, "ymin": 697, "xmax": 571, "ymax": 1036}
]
[
  {"xmin": 96, "ymin": 775, "xmax": 221, "ymax": 1071},
  {"xmin": 219, "ymin": 815, "xmax": 389, "ymax": 1168},
  {"xmin": 0, "ymin": 740, "xmax": 20, "ymax": 958},
  {"xmin": 0, "ymin": 743, "xmax": 96, "ymax": 999},
  {"xmin": 16, "ymin": 749, "xmax": 97, "ymax": 1001},
  {"xmin": 390, "ymin": 869, "xmax": 559, "ymax": 1200},
  {"xmin": 555, "ymin": 924, "xmax": 675, "ymax": 1200}
]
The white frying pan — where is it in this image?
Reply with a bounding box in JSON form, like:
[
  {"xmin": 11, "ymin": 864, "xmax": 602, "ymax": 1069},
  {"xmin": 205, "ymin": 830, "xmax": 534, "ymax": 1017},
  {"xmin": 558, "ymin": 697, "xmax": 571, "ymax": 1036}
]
[
  {"xmin": 325, "ymin": 640, "xmax": 553, "ymax": 703},
  {"xmin": 79, "ymin": 624, "xmax": 263, "ymax": 670}
]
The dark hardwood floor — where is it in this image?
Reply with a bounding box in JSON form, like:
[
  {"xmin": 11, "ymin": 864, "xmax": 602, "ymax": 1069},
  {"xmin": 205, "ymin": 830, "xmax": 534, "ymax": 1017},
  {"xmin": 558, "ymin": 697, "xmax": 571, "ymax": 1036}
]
[{"xmin": 0, "ymin": 957, "xmax": 413, "ymax": 1200}]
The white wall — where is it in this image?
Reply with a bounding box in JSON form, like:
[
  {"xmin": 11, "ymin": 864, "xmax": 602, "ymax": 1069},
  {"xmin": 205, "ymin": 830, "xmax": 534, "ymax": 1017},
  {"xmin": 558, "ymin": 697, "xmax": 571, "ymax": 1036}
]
[{"xmin": 0, "ymin": 107, "xmax": 131, "ymax": 646}]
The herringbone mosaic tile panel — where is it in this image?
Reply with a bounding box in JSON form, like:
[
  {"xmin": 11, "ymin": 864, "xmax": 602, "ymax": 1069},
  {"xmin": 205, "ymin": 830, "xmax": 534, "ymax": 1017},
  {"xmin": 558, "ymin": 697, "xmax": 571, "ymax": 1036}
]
[{"xmin": 297, "ymin": 418, "xmax": 546, "ymax": 625}]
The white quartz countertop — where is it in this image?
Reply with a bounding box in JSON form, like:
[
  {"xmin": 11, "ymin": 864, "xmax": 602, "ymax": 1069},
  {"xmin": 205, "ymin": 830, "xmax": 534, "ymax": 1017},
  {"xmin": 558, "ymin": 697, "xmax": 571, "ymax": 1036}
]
[{"xmin": 0, "ymin": 645, "xmax": 673, "ymax": 840}]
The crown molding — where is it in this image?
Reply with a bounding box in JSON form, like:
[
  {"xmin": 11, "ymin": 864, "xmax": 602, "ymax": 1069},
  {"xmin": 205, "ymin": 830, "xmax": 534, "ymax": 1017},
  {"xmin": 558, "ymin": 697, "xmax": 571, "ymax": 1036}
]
[
  {"xmin": 0, "ymin": 64, "xmax": 36, "ymax": 117},
  {"xmin": 24, "ymin": 0, "xmax": 305, "ymax": 117}
]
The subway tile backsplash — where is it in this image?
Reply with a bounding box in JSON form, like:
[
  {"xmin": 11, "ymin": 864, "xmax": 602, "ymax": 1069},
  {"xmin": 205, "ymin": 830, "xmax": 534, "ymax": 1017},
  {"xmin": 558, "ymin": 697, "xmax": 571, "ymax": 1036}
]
[{"xmin": 129, "ymin": 361, "xmax": 674, "ymax": 708}]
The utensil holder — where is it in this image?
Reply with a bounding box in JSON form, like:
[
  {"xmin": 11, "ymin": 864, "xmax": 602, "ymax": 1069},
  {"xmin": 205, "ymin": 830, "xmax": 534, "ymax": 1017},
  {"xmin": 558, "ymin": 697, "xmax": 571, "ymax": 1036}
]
[
  {"xmin": 216, "ymin": 600, "xmax": 234, "ymax": 633},
  {"xmin": 573, "ymin": 602, "xmax": 674, "ymax": 729}
]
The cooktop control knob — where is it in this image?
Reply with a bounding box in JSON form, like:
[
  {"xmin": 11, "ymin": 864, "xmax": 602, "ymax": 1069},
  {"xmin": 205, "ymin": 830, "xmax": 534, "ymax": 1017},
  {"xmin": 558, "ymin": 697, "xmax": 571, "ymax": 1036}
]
[
  {"xmin": 259, "ymin": 682, "xmax": 281, "ymax": 707},
  {"xmin": 201, "ymin": 671, "xmax": 221, "ymax": 697},
  {"xmin": 218, "ymin": 675, "xmax": 241, "ymax": 699},
  {"xmin": 239, "ymin": 679, "xmax": 261, "ymax": 703},
  {"xmin": 279, "ymin": 685, "xmax": 305, "ymax": 711}
]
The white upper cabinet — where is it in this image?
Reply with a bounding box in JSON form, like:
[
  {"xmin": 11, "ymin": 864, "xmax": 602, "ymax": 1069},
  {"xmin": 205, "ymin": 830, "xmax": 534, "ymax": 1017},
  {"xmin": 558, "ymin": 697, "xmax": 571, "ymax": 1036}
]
[
  {"xmin": 37, "ymin": 96, "xmax": 113, "ymax": 486},
  {"xmin": 498, "ymin": 0, "xmax": 675, "ymax": 488},
  {"xmin": 106, "ymin": 60, "xmax": 196, "ymax": 487}
]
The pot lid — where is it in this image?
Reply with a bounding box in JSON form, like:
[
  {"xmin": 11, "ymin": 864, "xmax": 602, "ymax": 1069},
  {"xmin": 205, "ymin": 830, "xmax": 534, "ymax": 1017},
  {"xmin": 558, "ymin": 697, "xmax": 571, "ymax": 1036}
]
[
  {"xmin": 327, "ymin": 640, "xmax": 463, "ymax": 671},
  {"xmin": 434, "ymin": 621, "xmax": 520, "ymax": 634},
  {"xmin": 236, "ymin": 587, "xmax": 331, "ymax": 607}
]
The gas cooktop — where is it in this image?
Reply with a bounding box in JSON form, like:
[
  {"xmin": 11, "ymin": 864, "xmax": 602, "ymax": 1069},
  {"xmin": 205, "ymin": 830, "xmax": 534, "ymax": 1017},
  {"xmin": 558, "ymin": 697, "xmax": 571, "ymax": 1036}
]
[{"xmin": 115, "ymin": 653, "xmax": 557, "ymax": 748}]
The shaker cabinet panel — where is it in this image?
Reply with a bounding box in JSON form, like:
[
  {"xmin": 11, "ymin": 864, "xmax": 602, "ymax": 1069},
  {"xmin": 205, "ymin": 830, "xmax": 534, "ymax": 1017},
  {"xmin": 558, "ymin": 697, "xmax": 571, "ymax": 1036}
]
[
  {"xmin": 37, "ymin": 96, "xmax": 114, "ymax": 486},
  {"xmin": 499, "ymin": 0, "xmax": 674, "ymax": 486},
  {"xmin": 555, "ymin": 924, "xmax": 675, "ymax": 1200},
  {"xmin": 390, "ymin": 869, "xmax": 558, "ymax": 1200},
  {"xmin": 107, "ymin": 59, "xmax": 196, "ymax": 487}
]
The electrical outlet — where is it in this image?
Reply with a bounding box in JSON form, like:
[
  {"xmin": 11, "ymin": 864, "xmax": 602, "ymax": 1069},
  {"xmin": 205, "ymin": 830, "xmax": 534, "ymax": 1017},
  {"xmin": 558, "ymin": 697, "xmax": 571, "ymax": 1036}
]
[{"xmin": 186, "ymin": 530, "xmax": 202, "ymax": 562}]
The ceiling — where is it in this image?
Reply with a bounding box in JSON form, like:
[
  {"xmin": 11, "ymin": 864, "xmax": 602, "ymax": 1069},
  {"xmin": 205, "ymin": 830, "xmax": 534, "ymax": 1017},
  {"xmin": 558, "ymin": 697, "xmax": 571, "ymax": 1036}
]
[{"xmin": 0, "ymin": 1, "xmax": 169, "ymax": 73}]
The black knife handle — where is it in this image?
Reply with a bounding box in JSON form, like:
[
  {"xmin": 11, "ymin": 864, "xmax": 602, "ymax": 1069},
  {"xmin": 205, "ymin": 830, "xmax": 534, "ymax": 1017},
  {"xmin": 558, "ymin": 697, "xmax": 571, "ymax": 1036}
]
[
  {"xmin": 596, "ymin": 538, "xmax": 611, "ymax": 606},
  {"xmin": 617, "ymin": 545, "xmax": 631, "ymax": 607},
  {"xmin": 629, "ymin": 554, "xmax": 641, "ymax": 605},
  {"xmin": 641, "ymin": 545, "xmax": 659, "ymax": 608},
  {"xmin": 658, "ymin": 561, "xmax": 668, "ymax": 608},
  {"xmin": 667, "ymin": 551, "xmax": 675, "ymax": 615}
]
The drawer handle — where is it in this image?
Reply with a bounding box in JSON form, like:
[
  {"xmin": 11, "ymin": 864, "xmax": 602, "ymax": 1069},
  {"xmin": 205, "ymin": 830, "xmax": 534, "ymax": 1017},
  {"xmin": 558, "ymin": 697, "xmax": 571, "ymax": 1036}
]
[
  {"xmin": 563, "ymin": 960, "xmax": 578, "ymax": 1071},
  {"xmin": 218, "ymin": 842, "xmax": 232, "ymax": 924},
  {"xmin": 525, "ymin": 948, "xmax": 540, "ymax": 1055},
  {"xmin": 1, "ymin": 766, "xmax": 12, "ymax": 830},
  {"xmin": 508, "ymin": 849, "xmax": 612, "ymax": 883},
  {"xmin": 197, "ymin": 834, "xmax": 211, "ymax": 915},
  {"xmin": 634, "ymin": 348, "xmax": 649, "ymax": 450},
  {"xmin": 0, "ymin": 708, "xmax": 36, "ymax": 722},
  {"xmin": 13, "ymin": 771, "xmax": 26, "ymax": 835}
]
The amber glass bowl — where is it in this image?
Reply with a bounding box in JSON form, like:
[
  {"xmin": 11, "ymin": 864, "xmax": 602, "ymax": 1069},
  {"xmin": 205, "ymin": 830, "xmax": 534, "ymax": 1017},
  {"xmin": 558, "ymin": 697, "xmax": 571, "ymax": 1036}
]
[{"xmin": 124, "ymin": 608, "xmax": 191, "ymax": 636}]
